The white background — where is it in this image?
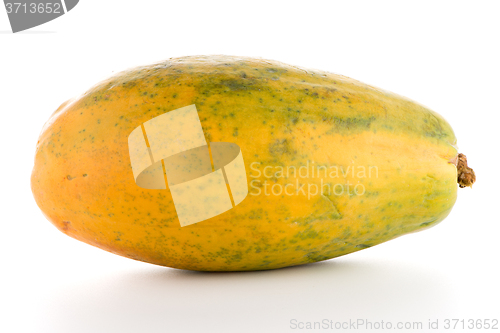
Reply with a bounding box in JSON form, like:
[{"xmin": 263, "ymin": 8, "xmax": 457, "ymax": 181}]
[{"xmin": 1, "ymin": 1, "xmax": 499, "ymax": 332}]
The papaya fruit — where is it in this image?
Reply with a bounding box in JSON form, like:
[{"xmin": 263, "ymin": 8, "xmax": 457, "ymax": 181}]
[{"xmin": 31, "ymin": 55, "xmax": 475, "ymax": 271}]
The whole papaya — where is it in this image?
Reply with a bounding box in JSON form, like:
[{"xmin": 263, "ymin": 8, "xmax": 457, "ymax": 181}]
[{"xmin": 31, "ymin": 55, "xmax": 474, "ymax": 271}]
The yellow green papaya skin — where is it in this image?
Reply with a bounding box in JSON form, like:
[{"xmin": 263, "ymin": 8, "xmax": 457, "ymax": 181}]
[{"xmin": 31, "ymin": 55, "xmax": 475, "ymax": 271}]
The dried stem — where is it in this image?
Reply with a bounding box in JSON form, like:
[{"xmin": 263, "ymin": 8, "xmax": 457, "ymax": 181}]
[{"xmin": 452, "ymin": 153, "xmax": 476, "ymax": 188}]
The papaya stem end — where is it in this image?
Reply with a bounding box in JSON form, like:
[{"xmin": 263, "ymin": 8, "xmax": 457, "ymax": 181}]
[{"xmin": 452, "ymin": 153, "xmax": 476, "ymax": 188}]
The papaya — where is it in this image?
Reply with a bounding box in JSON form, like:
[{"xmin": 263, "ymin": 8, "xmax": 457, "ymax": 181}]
[{"xmin": 31, "ymin": 55, "xmax": 475, "ymax": 271}]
